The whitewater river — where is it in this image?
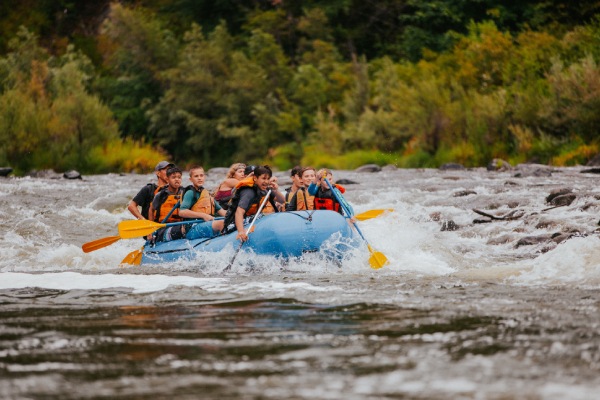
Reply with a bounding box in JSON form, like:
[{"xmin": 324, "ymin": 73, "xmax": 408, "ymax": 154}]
[{"xmin": 1, "ymin": 165, "xmax": 599, "ymax": 399}]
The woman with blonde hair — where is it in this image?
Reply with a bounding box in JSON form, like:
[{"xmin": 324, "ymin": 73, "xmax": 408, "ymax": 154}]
[{"xmin": 214, "ymin": 163, "xmax": 246, "ymax": 210}]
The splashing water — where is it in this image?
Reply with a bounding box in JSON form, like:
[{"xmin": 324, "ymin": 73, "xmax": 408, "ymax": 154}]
[{"xmin": 1, "ymin": 167, "xmax": 599, "ymax": 399}]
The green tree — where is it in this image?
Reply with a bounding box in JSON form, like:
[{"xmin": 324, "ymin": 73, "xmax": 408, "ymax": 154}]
[
  {"xmin": 0, "ymin": 29, "xmax": 119, "ymax": 173},
  {"xmin": 97, "ymin": 3, "xmax": 178, "ymax": 141}
]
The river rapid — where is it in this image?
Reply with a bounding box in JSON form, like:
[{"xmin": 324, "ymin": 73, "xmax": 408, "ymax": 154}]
[{"xmin": 1, "ymin": 166, "xmax": 599, "ymax": 399}]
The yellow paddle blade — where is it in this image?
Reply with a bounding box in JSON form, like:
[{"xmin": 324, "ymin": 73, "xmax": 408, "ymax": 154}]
[
  {"xmin": 121, "ymin": 248, "xmax": 143, "ymax": 265},
  {"xmin": 367, "ymin": 244, "xmax": 388, "ymax": 269},
  {"xmin": 118, "ymin": 219, "xmax": 165, "ymax": 239},
  {"xmin": 355, "ymin": 209, "xmax": 394, "ymax": 221},
  {"xmin": 82, "ymin": 236, "xmax": 120, "ymax": 253}
]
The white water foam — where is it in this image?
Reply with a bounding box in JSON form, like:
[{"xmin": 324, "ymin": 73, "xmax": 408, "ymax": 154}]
[
  {"xmin": 0, "ymin": 271, "xmax": 228, "ymax": 293},
  {"xmin": 512, "ymin": 236, "xmax": 600, "ymax": 287}
]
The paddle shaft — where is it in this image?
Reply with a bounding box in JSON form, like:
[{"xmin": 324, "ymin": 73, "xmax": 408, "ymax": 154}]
[
  {"xmin": 323, "ymin": 178, "xmax": 366, "ymax": 239},
  {"xmin": 324, "ymin": 178, "xmax": 388, "ymax": 268},
  {"xmin": 223, "ymin": 189, "xmax": 272, "ymax": 272}
]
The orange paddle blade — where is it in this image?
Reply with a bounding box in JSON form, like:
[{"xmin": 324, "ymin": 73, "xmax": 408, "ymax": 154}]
[
  {"xmin": 121, "ymin": 248, "xmax": 143, "ymax": 265},
  {"xmin": 355, "ymin": 209, "xmax": 394, "ymax": 221},
  {"xmin": 82, "ymin": 236, "xmax": 121, "ymax": 253},
  {"xmin": 367, "ymin": 244, "xmax": 388, "ymax": 269}
]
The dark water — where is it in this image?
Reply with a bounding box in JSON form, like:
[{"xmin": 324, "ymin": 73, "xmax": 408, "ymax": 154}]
[{"xmin": 2, "ymin": 278, "xmax": 599, "ymax": 399}]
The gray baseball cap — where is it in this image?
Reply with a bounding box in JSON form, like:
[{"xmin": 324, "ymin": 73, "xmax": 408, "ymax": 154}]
[{"xmin": 155, "ymin": 161, "xmax": 174, "ymax": 171}]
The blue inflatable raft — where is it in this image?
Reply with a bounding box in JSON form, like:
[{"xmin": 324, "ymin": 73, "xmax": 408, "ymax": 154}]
[{"xmin": 141, "ymin": 210, "xmax": 359, "ymax": 265}]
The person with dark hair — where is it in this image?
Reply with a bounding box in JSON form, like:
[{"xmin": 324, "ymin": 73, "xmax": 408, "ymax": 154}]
[
  {"xmin": 286, "ymin": 166, "xmax": 316, "ymax": 211},
  {"xmin": 244, "ymin": 165, "xmax": 257, "ymax": 176},
  {"xmin": 222, "ymin": 165, "xmax": 285, "ymax": 242},
  {"xmin": 149, "ymin": 167, "xmax": 184, "ymax": 223},
  {"xmin": 280, "ymin": 165, "xmax": 302, "ymax": 211},
  {"xmin": 127, "ymin": 160, "xmax": 173, "ymax": 220}
]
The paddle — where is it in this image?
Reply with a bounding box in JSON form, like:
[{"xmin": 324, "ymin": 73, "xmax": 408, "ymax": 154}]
[
  {"xmin": 118, "ymin": 219, "xmax": 206, "ymax": 239},
  {"xmin": 223, "ymin": 189, "xmax": 272, "ymax": 272},
  {"xmin": 121, "ymin": 247, "xmax": 143, "ymax": 265},
  {"xmin": 355, "ymin": 209, "xmax": 394, "ymax": 221},
  {"xmin": 82, "ymin": 235, "xmax": 121, "ymax": 253},
  {"xmin": 324, "ymin": 178, "xmax": 388, "ymax": 269}
]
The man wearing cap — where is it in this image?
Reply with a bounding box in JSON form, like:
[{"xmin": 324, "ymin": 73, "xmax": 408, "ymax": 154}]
[
  {"xmin": 127, "ymin": 160, "xmax": 174, "ymax": 220},
  {"xmin": 243, "ymin": 165, "xmax": 256, "ymax": 176}
]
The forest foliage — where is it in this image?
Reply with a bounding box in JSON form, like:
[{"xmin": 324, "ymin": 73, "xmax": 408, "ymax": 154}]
[{"xmin": 1, "ymin": 0, "xmax": 600, "ymax": 174}]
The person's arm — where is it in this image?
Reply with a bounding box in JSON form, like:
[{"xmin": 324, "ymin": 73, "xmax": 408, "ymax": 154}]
[
  {"xmin": 235, "ymin": 206, "xmax": 248, "ymax": 242},
  {"xmin": 307, "ymin": 182, "xmax": 318, "ymax": 196},
  {"xmin": 128, "ymin": 186, "xmax": 150, "ymax": 220},
  {"xmin": 268, "ymin": 179, "xmax": 285, "ymax": 204},
  {"xmin": 215, "ymin": 201, "xmax": 227, "ymax": 216},
  {"xmin": 222, "ymin": 178, "xmax": 239, "ymax": 190},
  {"xmin": 127, "ymin": 200, "xmax": 144, "ymax": 220},
  {"xmin": 332, "ymin": 185, "xmax": 355, "ymax": 218}
]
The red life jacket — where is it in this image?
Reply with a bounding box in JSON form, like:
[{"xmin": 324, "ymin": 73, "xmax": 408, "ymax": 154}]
[{"xmin": 313, "ymin": 184, "xmax": 345, "ymax": 214}]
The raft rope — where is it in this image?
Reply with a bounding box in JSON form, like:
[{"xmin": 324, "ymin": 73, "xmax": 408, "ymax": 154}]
[{"xmin": 286, "ymin": 210, "xmax": 316, "ymax": 222}]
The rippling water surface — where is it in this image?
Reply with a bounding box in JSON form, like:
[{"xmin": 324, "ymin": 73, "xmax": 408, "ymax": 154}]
[{"xmin": 1, "ymin": 166, "xmax": 599, "ymax": 399}]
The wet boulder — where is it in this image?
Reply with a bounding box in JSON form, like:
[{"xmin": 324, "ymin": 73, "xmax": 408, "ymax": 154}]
[
  {"xmin": 549, "ymin": 193, "xmax": 576, "ymax": 207},
  {"xmin": 27, "ymin": 169, "xmax": 62, "ymax": 179},
  {"xmin": 439, "ymin": 163, "xmax": 465, "ymax": 170},
  {"xmin": 441, "ymin": 220, "xmax": 459, "ymax": 231},
  {"xmin": 513, "ymin": 163, "xmax": 553, "ymax": 177},
  {"xmin": 429, "ymin": 212, "xmax": 442, "ymax": 222},
  {"xmin": 535, "ymin": 218, "xmax": 560, "ymax": 229},
  {"xmin": 336, "ymin": 178, "xmax": 358, "ymax": 185},
  {"xmin": 515, "ymin": 234, "xmax": 554, "ymax": 248},
  {"xmin": 586, "ymin": 153, "xmax": 600, "ymax": 166},
  {"xmin": 355, "ymin": 164, "xmax": 382, "ymax": 173},
  {"xmin": 580, "ymin": 168, "xmax": 600, "ymax": 174},
  {"xmin": 545, "ymin": 188, "xmax": 572, "ymax": 203},
  {"xmin": 487, "ymin": 234, "xmax": 516, "ymax": 245},
  {"xmin": 382, "ymin": 164, "xmax": 398, "ymax": 172},
  {"xmin": 487, "ymin": 158, "xmax": 512, "ymax": 171},
  {"xmin": 0, "ymin": 167, "xmax": 12, "ymax": 177},
  {"xmin": 63, "ymin": 170, "xmax": 82, "ymax": 179},
  {"xmin": 453, "ymin": 190, "xmax": 477, "ymax": 197}
]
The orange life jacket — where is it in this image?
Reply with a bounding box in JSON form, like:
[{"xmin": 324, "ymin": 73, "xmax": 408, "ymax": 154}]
[
  {"xmin": 189, "ymin": 186, "xmax": 215, "ymax": 215},
  {"xmin": 154, "ymin": 187, "xmax": 183, "ymax": 222},
  {"xmin": 294, "ymin": 188, "xmax": 314, "ymax": 210}
]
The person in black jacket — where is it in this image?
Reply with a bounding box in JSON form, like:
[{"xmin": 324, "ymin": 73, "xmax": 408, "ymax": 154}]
[{"xmin": 127, "ymin": 161, "xmax": 173, "ymax": 220}]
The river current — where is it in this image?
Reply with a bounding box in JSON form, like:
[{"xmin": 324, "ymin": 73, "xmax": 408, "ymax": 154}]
[{"xmin": 1, "ymin": 166, "xmax": 599, "ymax": 399}]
